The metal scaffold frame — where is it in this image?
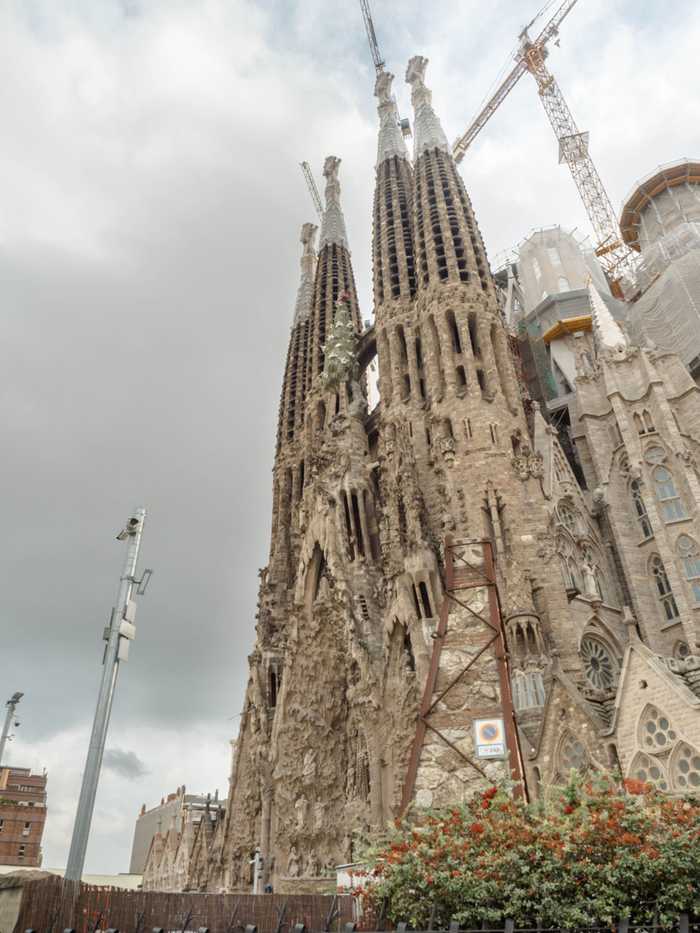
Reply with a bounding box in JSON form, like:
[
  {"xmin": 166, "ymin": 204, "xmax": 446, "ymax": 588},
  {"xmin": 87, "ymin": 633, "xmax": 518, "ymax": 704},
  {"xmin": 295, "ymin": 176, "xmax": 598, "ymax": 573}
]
[{"xmin": 400, "ymin": 537, "xmax": 527, "ymax": 815}]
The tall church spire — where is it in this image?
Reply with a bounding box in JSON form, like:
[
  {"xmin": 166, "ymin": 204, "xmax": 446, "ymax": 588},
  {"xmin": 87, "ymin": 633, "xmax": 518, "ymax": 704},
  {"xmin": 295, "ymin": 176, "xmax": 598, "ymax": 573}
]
[
  {"xmin": 405, "ymin": 56, "xmax": 449, "ymax": 159},
  {"xmin": 375, "ymin": 71, "xmax": 409, "ymax": 165},
  {"xmin": 372, "ymin": 71, "xmax": 416, "ymax": 308},
  {"xmin": 588, "ymin": 280, "xmax": 628, "ymax": 352},
  {"xmin": 405, "ymin": 55, "xmax": 493, "ymax": 293},
  {"xmin": 292, "ymin": 222, "xmax": 318, "ymax": 326},
  {"xmin": 318, "ymin": 156, "xmax": 349, "ymax": 251}
]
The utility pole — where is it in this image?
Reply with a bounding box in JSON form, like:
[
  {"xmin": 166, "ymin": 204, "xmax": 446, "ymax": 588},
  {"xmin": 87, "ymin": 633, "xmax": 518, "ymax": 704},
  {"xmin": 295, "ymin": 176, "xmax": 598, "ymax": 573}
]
[
  {"xmin": 65, "ymin": 508, "xmax": 151, "ymax": 882},
  {"xmin": 0, "ymin": 693, "xmax": 23, "ymax": 767}
]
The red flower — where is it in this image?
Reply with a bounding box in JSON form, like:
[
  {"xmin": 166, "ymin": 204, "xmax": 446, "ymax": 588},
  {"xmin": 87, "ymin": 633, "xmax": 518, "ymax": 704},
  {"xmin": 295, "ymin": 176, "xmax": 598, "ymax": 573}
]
[
  {"xmin": 563, "ymin": 804, "xmax": 575, "ymax": 814},
  {"xmin": 623, "ymin": 778, "xmax": 650, "ymax": 795},
  {"xmin": 470, "ymin": 822, "xmax": 485, "ymax": 835},
  {"xmin": 483, "ymin": 786, "xmax": 498, "ymax": 800}
]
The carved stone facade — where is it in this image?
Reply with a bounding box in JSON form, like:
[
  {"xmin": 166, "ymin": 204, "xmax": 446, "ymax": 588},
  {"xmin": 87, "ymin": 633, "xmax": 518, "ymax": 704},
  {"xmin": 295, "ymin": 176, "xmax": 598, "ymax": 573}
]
[{"xmin": 152, "ymin": 57, "xmax": 700, "ymax": 893}]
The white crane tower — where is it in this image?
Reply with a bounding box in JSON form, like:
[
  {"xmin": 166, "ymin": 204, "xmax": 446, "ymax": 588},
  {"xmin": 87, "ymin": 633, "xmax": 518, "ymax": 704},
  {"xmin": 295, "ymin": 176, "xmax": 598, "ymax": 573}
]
[{"xmin": 452, "ymin": 0, "xmax": 635, "ymax": 292}]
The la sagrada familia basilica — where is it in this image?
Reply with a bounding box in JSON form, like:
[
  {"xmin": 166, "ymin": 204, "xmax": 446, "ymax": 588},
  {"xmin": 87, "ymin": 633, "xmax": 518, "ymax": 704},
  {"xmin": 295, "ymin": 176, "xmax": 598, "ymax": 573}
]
[{"xmin": 143, "ymin": 57, "xmax": 700, "ymax": 893}]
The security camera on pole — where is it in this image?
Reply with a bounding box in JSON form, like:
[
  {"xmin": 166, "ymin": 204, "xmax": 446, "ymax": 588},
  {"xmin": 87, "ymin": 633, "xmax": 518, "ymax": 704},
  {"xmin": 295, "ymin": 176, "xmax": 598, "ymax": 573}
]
[{"xmin": 65, "ymin": 508, "xmax": 152, "ymax": 882}]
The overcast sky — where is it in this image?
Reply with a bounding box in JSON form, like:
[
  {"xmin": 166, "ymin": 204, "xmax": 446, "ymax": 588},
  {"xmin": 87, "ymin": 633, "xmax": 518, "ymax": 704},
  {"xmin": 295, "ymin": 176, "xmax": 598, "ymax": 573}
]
[{"xmin": 1, "ymin": 0, "xmax": 698, "ymax": 875}]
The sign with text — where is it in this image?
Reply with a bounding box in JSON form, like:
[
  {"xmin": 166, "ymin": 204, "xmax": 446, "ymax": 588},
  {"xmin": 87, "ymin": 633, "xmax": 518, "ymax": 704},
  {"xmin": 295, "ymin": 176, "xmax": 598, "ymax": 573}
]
[{"xmin": 473, "ymin": 716, "xmax": 506, "ymax": 759}]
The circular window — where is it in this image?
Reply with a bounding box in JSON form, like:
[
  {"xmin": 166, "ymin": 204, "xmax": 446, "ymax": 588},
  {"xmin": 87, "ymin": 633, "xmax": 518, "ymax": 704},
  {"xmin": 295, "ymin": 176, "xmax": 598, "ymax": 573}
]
[
  {"xmin": 640, "ymin": 706, "xmax": 677, "ymax": 750},
  {"xmin": 674, "ymin": 744, "xmax": 700, "ymax": 790},
  {"xmin": 632, "ymin": 753, "xmax": 668, "ymax": 791},
  {"xmin": 581, "ymin": 637, "xmax": 617, "ymax": 689}
]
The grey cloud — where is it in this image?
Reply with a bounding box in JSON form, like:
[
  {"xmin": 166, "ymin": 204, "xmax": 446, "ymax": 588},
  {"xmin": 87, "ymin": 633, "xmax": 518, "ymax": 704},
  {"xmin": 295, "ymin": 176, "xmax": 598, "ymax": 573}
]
[{"xmin": 103, "ymin": 748, "xmax": 149, "ymax": 779}]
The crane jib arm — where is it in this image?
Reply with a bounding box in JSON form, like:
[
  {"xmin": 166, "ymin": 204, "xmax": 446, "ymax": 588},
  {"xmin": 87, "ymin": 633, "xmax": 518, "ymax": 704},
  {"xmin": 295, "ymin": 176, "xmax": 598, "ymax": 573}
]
[{"xmin": 453, "ymin": 60, "xmax": 527, "ymax": 162}]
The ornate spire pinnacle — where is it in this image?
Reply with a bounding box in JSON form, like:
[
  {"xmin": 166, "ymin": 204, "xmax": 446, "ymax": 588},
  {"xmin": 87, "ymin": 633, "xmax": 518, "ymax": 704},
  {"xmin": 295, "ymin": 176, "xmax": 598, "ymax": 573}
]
[
  {"xmin": 588, "ymin": 280, "xmax": 628, "ymax": 353},
  {"xmin": 405, "ymin": 55, "xmax": 449, "ymax": 158},
  {"xmin": 375, "ymin": 70, "xmax": 409, "ymax": 166},
  {"xmin": 292, "ymin": 222, "xmax": 318, "ymax": 326},
  {"xmin": 321, "ymin": 292, "xmax": 358, "ymax": 390},
  {"xmin": 318, "ymin": 156, "xmax": 350, "ymax": 251}
]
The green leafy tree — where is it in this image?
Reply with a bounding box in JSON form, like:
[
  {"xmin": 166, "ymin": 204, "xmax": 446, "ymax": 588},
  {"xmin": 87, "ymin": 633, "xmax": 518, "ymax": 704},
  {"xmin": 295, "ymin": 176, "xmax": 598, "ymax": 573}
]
[{"xmin": 358, "ymin": 775, "xmax": 700, "ymax": 928}]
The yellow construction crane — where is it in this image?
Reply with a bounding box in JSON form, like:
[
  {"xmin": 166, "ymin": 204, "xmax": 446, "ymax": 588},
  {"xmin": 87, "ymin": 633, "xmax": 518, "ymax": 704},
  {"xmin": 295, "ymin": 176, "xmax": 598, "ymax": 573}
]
[{"xmin": 452, "ymin": 0, "xmax": 635, "ymax": 292}]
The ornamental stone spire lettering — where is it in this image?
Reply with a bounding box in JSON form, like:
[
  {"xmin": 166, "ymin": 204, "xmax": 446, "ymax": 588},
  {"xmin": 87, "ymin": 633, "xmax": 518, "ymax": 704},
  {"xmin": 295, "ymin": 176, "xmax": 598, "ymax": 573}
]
[
  {"xmin": 292, "ymin": 222, "xmax": 318, "ymax": 326},
  {"xmin": 405, "ymin": 55, "xmax": 449, "ymax": 158},
  {"xmin": 375, "ymin": 71, "xmax": 409, "ymax": 166},
  {"xmin": 318, "ymin": 155, "xmax": 349, "ymax": 251}
]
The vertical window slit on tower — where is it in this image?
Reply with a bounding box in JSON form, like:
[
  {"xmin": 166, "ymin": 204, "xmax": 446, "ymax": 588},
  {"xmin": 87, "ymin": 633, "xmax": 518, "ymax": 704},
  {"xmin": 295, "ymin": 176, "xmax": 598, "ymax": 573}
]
[
  {"xmin": 397, "ymin": 493, "xmax": 407, "ymax": 547},
  {"xmin": 428, "ymin": 314, "xmax": 445, "ymax": 397},
  {"xmin": 298, "ymin": 459, "xmax": 305, "ymax": 497},
  {"xmin": 341, "ymin": 490, "xmax": 355, "ymax": 561},
  {"xmin": 447, "ymin": 310, "xmax": 462, "ymax": 353},
  {"xmin": 468, "ymin": 312, "xmax": 480, "ymax": 357},
  {"xmin": 456, "ymin": 365, "xmax": 467, "ymax": 390},
  {"xmin": 418, "ymin": 581, "xmax": 432, "ymax": 618},
  {"xmin": 351, "ymin": 492, "xmax": 365, "ymax": 556},
  {"xmin": 477, "ymin": 369, "xmax": 486, "ymax": 394}
]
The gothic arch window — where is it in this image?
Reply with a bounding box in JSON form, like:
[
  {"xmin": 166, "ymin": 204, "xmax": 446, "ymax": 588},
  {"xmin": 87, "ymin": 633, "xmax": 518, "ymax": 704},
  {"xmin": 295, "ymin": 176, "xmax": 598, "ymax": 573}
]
[
  {"xmin": 557, "ymin": 503, "xmax": 579, "ymax": 535},
  {"xmin": 638, "ymin": 704, "xmax": 678, "ymax": 753},
  {"xmin": 557, "ymin": 537, "xmax": 581, "ymax": 593},
  {"xmin": 677, "ymin": 534, "xmax": 700, "ymax": 603},
  {"xmin": 511, "ymin": 670, "xmax": 545, "ymax": 711},
  {"xmin": 649, "ymin": 554, "xmax": 680, "ymax": 623},
  {"xmin": 557, "ymin": 732, "xmax": 589, "ymax": 775},
  {"xmin": 630, "ymin": 478, "xmax": 653, "ymax": 539},
  {"xmin": 642, "ymin": 410, "xmax": 655, "ymax": 433},
  {"xmin": 580, "ymin": 636, "xmax": 618, "ymax": 689},
  {"xmin": 670, "ymin": 742, "xmax": 700, "ymax": 791},
  {"xmin": 644, "ymin": 444, "xmax": 666, "ymax": 466},
  {"xmin": 653, "ymin": 465, "xmax": 687, "ymax": 522},
  {"xmin": 628, "ymin": 752, "xmax": 669, "ymax": 791}
]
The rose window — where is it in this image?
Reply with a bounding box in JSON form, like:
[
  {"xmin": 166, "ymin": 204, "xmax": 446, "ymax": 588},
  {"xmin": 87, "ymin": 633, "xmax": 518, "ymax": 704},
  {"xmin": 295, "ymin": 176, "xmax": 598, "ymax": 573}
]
[
  {"xmin": 639, "ymin": 705, "xmax": 677, "ymax": 751},
  {"xmin": 581, "ymin": 637, "xmax": 616, "ymax": 689},
  {"xmin": 630, "ymin": 752, "xmax": 668, "ymax": 791},
  {"xmin": 672, "ymin": 743, "xmax": 700, "ymax": 790}
]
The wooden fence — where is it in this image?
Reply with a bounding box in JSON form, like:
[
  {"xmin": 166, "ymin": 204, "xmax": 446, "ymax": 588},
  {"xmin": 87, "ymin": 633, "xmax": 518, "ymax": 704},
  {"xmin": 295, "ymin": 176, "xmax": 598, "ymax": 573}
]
[{"xmin": 13, "ymin": 876, "xmax": 355, "ymax": 933}]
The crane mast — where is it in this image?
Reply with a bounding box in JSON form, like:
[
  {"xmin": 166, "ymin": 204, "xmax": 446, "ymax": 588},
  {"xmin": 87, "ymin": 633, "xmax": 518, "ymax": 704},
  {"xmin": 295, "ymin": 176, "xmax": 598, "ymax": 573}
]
[{"xmin": 452, "ymin": 0, "xmax": 635, "ymax": 287}]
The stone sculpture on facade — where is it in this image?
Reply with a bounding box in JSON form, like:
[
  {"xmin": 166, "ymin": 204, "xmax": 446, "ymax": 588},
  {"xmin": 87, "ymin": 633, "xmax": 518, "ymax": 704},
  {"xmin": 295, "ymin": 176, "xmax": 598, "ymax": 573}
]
[{"xmin": 143, "ymin": 52, "xmax": 700, "ymax": 895}]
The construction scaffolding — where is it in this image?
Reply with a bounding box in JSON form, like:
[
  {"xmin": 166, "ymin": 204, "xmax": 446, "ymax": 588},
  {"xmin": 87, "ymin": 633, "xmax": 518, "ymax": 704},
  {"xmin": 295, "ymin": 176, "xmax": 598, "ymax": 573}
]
[{"xmin": 400, "ymin": 538, "xmax": 528, "ymax": 815}]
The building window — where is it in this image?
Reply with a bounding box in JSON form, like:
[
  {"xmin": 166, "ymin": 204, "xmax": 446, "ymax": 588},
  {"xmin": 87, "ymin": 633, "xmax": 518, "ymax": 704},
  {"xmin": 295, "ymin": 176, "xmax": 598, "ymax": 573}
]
[
  {"xmin": 22, "ymin": 821, "xmax": 30, "ymax": 837},
  {"xmin": 630, "ymin": 478, "xmax": 653, "ymax": 539},
  {"xmin": 639, "ymin": 704, "xmax": 677, "ymax": 752},
  {"xmin": 558, "ymin": 732, "xmax": 589, "ymax": 775},
  {"xmin": 628, "ymin": 752, "xmax": 668, "ymax": 791},
  {"xmin": 671, "ymin": 742, "xmax": 700, "ymax": 791},
  {"xmin": 644, "ymin": 444, "xmax": 666, "ymax": 465},
  {"xmin": 557, "ymin": 502, "xmax": 582, "ymax": 536},
  {"xmin": 653, "ymin": 466, "xmax": 687, "ymax": 522},
  {"xmin": 18, "ymin": 845, "xmax": 25, "ymax": 860},
  {"xmin": 581, "ymin": 636, "xmax": 617, "ymax": 689},
  {"xmin": 677, "ymin": 535, "xmax": 700, "ymax": 603},
  {"xmin": 650, "ymin": 555, "xmax": 680, "ymax": 623},
  {"xmin": 0, "ymin": 819, "xmax": 3, "ymax": 832}
]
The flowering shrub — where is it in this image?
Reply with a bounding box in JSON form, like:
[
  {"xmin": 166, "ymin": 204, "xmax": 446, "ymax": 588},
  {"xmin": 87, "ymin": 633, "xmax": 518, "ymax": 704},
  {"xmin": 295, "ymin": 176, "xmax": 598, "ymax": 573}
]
[{"xmin": 359, "ymin": 775, "xmax": 700, "ymax": 929}]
